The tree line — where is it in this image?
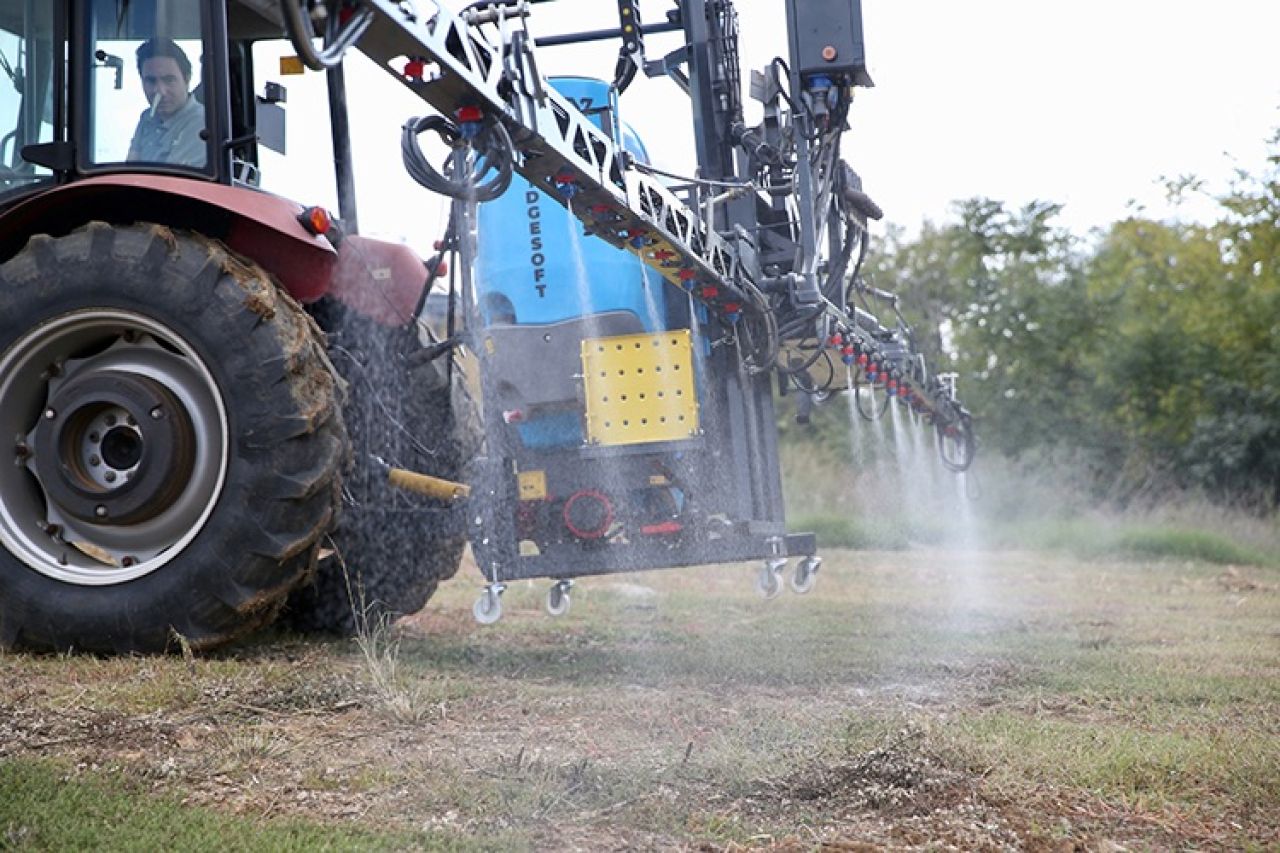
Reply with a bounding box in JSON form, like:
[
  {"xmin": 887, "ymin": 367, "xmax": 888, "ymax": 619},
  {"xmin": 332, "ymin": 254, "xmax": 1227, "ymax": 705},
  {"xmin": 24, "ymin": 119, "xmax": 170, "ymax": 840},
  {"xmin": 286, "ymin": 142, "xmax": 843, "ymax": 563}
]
[{"xmin": 802, "ymin": 132, "xmax": 1279, "ymax": 507}]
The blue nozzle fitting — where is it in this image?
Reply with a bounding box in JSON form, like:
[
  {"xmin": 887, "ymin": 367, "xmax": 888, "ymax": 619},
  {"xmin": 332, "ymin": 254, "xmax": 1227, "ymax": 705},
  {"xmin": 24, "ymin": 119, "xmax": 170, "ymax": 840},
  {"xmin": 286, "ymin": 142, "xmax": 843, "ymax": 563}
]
[
  {"xmin": 806, "ymin": 74, "xmax": 834, "ymax": 93},
  {"xmin": 458, "ymin": 121, "xmax": 483, "ymax": 140},
  {"xmin": 552, "ymin": 171, "xmax": 580, "ymax": 199}
]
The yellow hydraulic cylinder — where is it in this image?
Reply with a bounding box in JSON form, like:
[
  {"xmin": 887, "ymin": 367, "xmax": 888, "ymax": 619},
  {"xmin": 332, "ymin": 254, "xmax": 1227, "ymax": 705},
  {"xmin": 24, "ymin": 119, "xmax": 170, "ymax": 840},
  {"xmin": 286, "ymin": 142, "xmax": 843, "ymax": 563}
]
[{"xmin": 387, "ymin": 468, "xmax": 471, "ymax": 501}]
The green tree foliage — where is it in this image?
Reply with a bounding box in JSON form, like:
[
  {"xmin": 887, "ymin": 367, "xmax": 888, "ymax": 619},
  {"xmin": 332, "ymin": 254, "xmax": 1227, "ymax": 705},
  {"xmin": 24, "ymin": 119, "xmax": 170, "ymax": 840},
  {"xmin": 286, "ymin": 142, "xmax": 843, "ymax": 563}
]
[{"xmin": 798, "ymin": 131, "xmax": 1280, "ymax": 506}]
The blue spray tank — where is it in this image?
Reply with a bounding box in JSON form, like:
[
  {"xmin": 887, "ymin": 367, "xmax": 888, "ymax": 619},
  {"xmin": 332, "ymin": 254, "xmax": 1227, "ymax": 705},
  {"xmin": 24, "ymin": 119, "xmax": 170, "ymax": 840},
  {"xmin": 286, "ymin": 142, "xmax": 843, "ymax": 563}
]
[
  {"xmin": 474, "ymin": 77, "xmax": 666, "ymax": 330},
  {"xmin": 474, "ymin": 78, "xmax": 671, "ymax": 449}
]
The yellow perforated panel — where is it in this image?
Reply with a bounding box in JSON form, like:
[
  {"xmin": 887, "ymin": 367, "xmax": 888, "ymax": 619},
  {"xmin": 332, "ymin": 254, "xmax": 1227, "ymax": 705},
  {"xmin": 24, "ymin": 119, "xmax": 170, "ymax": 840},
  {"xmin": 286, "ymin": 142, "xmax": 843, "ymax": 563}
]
[{"xmin": 582, "ymin": 330, "xmax": 699, "ymax": 446}]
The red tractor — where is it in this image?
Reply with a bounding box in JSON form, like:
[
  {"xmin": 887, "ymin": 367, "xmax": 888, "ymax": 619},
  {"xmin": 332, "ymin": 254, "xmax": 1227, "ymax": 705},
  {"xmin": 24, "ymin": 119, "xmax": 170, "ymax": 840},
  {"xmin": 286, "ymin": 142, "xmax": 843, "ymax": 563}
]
[{"xmin": 0, "ymin": 0, "xmax": 473, "ymax": 652}]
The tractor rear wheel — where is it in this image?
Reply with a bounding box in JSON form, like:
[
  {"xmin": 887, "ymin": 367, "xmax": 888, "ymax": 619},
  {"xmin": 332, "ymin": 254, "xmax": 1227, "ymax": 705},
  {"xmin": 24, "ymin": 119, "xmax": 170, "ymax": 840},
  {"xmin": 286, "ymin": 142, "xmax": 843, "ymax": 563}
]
[
  {"xmin": 0, "ymin": 223, "xmax": 346, "ymax": 653},
  {"xmin": 286, "ymin": 304, "xmax": 477, "ymax": 635}
]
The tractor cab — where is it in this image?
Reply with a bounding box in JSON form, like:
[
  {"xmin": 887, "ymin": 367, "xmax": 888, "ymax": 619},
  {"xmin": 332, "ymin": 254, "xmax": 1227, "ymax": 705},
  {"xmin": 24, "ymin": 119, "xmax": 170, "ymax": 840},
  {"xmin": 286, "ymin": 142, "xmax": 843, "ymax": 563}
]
[{"xmin": 0, "ymin": 0, "xmax": 332, "ymax": 213}]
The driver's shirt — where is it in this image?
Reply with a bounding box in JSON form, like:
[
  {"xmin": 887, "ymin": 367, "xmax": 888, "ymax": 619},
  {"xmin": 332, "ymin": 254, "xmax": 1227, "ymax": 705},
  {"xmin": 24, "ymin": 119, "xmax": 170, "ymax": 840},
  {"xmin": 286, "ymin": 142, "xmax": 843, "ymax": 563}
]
[{"xmin": 128, "ymin": 97, "xmax": 206, "ymax": 166}]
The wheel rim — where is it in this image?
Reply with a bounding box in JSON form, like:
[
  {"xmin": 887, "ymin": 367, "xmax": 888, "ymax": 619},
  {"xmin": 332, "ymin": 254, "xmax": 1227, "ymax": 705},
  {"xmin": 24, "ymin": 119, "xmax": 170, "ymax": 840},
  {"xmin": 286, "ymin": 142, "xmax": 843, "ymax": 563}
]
[
  {"xmin": 547, "ymin": 585, "xmax": 570, "ymax": 616},
  {"xmin": 474, "ymin": 591, "xmax": 501, "ymax": 624},
  {"xmin": 0, "ymin": 309, "xmax": 229, "ymax": 585},
  {"xmin": 756, "ymin": 564, "xmax": 781, "ymax": 599},
  {"xmin": 790, "ymin": 565, "xmax": 816, "ymax": 594}
]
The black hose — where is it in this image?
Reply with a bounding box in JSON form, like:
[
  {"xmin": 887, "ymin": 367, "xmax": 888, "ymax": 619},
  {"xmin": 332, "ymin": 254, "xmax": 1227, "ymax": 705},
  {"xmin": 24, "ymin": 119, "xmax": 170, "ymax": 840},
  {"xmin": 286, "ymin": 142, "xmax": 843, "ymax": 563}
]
[
  {"xmin": 740, "ymin": 281, "xmax": 779, "ymax": 375},
  {"xmin": 854, "ymin": 375, "xmax": 889, "ymax": 421},
  {"xmin": 401, "ymin": 115, "xmax": 515, "ymax": 202},
  {"xmin": 937, "ymin": 412, "xmax": 976, "ymax": 472},
  {"xmin": 778, "ymin": 338, "xmax": 828, "ymax": 377},
  {"xmin": 844, "ymin": 231, "xmax": 870, "ymax": 308},
  {"xmin": 279, "ymin": 1, "xmax": 373, "ymax": 71}
]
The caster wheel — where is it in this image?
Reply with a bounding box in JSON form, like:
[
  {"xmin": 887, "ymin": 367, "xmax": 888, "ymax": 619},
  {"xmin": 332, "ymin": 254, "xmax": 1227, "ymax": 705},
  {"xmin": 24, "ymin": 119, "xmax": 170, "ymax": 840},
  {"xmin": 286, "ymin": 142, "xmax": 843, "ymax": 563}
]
[
  {"xmin": 473, "ymin": 585, "xmax": 504, "ymax": 624},
  {"xmin": 790, "ymin": 556, "xmax": 822, "ymax": 594},
  {"xmin": 546, "ymin": 581, "xmax": 572, "ymax": 617},
  {"xmin": 756, "ymin": 559, "xmax": 785, "ymax": 600}
]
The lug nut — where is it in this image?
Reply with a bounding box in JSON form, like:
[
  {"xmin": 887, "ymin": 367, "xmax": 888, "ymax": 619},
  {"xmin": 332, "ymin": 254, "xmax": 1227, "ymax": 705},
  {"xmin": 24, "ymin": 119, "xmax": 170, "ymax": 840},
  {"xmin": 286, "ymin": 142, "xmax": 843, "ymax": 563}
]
[
  {"xmin": 149, "ymin": 407, "xmax": 163, "ymax": 420},
  {"xmin": 43, "ymin": 408, "xmax": 56, "ymax": 420},
  {"xmin": 94, "ymin": 505, "xmax": 108, "ymax": 518}
]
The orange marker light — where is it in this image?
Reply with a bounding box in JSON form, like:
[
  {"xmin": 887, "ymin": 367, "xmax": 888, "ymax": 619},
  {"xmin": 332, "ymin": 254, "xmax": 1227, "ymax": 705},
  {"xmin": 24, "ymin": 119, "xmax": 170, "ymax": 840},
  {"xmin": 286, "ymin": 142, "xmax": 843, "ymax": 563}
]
[{"xmin": 299, "ymin": 206, "xmax": 331, "ymax": 235}]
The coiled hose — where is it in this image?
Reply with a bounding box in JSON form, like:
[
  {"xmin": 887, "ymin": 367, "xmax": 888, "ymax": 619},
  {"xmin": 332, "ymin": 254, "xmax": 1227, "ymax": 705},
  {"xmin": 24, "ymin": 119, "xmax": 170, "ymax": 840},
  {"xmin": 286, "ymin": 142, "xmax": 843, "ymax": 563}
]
[{"xmin": 401, "ymin": 114, "xmax": 515, "ymax": 203}]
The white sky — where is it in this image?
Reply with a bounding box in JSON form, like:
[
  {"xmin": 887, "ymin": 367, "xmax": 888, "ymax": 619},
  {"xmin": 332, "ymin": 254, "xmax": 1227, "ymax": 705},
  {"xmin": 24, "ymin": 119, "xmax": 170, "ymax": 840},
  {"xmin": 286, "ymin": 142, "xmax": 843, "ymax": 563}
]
[{"xmin": 259, "ymin": 0, "xmax": 1280, "ymax": 251}]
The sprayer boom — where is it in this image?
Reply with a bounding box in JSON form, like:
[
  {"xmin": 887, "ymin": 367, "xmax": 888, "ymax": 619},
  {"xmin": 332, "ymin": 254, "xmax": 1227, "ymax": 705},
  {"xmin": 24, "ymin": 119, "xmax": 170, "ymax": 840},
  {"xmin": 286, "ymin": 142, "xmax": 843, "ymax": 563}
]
[{"xmin": 281, "ymin": 0, "xmax": 972, "ymax": 440}]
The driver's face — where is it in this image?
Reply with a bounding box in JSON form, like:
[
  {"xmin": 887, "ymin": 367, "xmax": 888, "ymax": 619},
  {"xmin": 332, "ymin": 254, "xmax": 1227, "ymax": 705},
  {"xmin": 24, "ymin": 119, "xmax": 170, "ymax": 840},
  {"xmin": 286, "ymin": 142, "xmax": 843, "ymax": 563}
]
[{"xmin": 141, "ymin": 56, "xmax": 189, "ymax": 118}]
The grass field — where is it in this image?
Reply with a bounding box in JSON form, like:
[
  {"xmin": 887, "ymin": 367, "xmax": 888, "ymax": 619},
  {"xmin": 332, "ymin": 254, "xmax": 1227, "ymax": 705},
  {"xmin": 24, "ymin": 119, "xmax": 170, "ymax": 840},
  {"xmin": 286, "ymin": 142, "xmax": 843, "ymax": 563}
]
[{"xmin": 2, "ymin": 543, "xmax": 1278, "ymax": 850}]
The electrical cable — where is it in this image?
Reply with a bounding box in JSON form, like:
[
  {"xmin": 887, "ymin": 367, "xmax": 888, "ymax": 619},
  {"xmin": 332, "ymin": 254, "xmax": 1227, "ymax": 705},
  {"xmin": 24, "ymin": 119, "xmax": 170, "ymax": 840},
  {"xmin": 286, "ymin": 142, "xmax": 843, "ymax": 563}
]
[{"xmin": 770, "ymin": 58, "xmax": 806, "ymax": 125}]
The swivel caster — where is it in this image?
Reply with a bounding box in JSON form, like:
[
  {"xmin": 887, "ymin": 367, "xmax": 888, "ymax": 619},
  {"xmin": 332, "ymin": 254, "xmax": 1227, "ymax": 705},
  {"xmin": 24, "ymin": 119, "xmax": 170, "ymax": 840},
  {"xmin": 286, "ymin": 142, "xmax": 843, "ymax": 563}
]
[
  {"xmin": 790, "ymin": 556, "xmax": 822, "ymax": 594},
  {"xmin": 545, "ymin": 579, "xmax": 573, "ymax": 617},
  {"xmin": 755, "ymin": 558, "xmax": 786, "ymax": 600},
  {"xmin": 473, "ymin": 583, "xmax": 506, "ymax": 625}
]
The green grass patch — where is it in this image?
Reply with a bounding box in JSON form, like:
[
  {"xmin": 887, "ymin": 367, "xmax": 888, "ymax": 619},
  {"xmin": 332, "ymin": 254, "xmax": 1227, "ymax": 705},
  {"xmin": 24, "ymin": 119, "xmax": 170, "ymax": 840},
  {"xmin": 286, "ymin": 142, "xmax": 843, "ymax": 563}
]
[
  {"xmin": 0, "ymin": 759, "xmax": 469, "ymax": 852},
  {"xmin": 789, "ymin": 512, "xmax": 950, "ymax": 550},
  {"xmin": 934, "ymin": 711, "xmax": 1280, "ymax": 816},
  {"xmin": 999, "ymin": 519, "xmax": 1278, "ymax": 567}
]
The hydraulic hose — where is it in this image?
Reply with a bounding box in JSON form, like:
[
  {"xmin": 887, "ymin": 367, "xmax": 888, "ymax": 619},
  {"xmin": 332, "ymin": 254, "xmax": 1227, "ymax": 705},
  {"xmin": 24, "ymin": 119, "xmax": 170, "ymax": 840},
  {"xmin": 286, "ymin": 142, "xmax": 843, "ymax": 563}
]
[
  {"xmin": 279, "ymin": 1, "xmax": 373, "ymax": 71},
  {"xmin": 937, "ymin": 412, "xmax": 976, "ymax": 472},
  {"xmin": 854, "ymin": 375, "xmax": 889, "ymax": 421},
  {"xmin": 401, "ymin": 115, "xmax": 515, "ymax": 202}
]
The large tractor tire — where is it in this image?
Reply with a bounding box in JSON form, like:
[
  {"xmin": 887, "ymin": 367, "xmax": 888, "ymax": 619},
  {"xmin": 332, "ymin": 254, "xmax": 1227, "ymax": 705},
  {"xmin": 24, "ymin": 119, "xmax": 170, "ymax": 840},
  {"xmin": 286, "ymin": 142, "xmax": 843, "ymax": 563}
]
[
  {"xmin": 286, "ymin": 302, "xmax": 478, "ymax": 635},
  {"xmin": 0, "ymin": 223, "xmax": 346, "ymax": 654}
]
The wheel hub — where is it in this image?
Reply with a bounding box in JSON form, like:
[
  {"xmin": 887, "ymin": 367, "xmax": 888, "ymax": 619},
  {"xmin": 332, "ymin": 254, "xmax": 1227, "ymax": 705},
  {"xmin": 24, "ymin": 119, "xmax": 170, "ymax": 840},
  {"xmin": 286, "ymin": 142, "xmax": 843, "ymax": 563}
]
[
  {"xmin": 0, "ymin": 308, "xmax": 229, "ymax": 585},
  {"xmin": 31, "ymin": 370, "xmax": 195, "ymax": 526}
]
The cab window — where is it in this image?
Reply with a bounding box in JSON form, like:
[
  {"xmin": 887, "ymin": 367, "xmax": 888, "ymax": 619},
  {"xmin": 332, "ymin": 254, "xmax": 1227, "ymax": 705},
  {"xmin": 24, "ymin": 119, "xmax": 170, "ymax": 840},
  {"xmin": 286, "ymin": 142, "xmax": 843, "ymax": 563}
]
[
  {"xmin": 0, "ymin": 1, "xmax": 56, "ymax": 195},
  {"xmin": 87, "ymin": 0, "xmax": 209, "ymax": 170}
]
